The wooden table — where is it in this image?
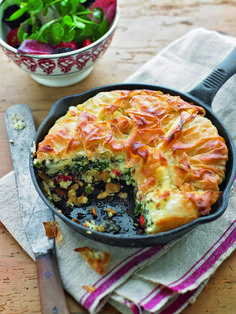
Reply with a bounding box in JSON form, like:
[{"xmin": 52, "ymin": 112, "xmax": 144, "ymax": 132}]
[{"xmin": 1, "ymin": 1, "xmax": 236, "ymax": 313}]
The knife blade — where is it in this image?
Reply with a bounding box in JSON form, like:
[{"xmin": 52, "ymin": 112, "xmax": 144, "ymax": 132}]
[{"xmin": 5, "ymin": 104, "xmax": 70, "ymax": 314}]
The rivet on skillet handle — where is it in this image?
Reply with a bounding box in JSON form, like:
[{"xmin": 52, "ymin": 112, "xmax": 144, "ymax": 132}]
[{"xmin": 188, "ymin": 47, "xmax": 236, "ymax": 106}]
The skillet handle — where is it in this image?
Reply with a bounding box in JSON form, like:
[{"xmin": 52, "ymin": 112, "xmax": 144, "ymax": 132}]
[{"xmin": 188, "ymin": 47, "xmax": 236, "ymax": 107}]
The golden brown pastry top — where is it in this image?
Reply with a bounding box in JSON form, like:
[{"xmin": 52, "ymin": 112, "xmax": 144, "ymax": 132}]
[{"xmin": 36, "ymin": 90, "xmax": 228, "ymax": 234}]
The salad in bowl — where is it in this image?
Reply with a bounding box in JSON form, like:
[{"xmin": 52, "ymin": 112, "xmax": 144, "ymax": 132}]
[{"xmin": 0, "ymin": 0, "xmax": 118, "ymax": 86}]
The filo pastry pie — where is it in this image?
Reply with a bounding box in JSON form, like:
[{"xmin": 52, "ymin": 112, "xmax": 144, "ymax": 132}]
[{"xmin": 33, "ymin": 90, "xmax": 228, "ymax": 234}]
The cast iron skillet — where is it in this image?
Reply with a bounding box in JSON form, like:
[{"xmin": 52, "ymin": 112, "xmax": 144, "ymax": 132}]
[{"xmin": 30, "ymin": 47, "xmax": 236, "ymax": 247}]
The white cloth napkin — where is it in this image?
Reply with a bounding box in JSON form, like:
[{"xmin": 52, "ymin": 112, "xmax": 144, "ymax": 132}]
[{"xmin": 1, "ymin": 28, "xmax": 236, "ymax": 314}]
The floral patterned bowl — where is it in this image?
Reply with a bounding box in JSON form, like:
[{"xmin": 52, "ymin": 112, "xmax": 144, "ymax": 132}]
[{"xmin": 0, "ymin": 0, "xmax": 119, "ymax": 87}]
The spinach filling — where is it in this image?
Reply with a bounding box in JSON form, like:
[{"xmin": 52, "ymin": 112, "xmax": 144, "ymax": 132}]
[
  {"xmin": 69, "ymin": 159, "xmax": 110, "ymax": 176},
  {"xmin": 36, "ymin": 156, "xmax": 146, "ymax": 235}
]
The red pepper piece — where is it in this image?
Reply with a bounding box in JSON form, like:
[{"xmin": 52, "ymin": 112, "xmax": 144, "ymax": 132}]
[
  {"xmin": 56, "ymin": 174, "xmax": 75, "ymax": 184},
  {"xmin": 140, "ymin": 214, "xmax": 146, "ymax": 229},
  {"xmin": 112, "ymin": 169, "xmax": 121, "ymax": 176}
]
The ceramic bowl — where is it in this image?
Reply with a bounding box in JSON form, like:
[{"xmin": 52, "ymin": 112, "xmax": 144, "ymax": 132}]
[{"xmin": 0, "ymin": 0, "xmax": 119, "ymax": 87}]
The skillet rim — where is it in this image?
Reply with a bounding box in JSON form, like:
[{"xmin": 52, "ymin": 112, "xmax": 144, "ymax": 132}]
[{"xmin": 29, "ymin": 83, "xmax": 236, "ymax": 247}]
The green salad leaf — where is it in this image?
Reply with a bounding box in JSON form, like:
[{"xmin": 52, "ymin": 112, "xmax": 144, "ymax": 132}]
[{"xmin": 7, "ymin": 0, "xmax": 111, "ymax": 45}]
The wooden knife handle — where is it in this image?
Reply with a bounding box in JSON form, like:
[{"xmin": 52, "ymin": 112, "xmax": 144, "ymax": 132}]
[{"xmin": 36, "ymin": 250, "xmax": 70, "ymax": 314}]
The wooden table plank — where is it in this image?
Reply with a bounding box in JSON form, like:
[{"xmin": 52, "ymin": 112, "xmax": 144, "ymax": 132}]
[{"xmin": 1, "ymin": 1, "xmax": 236, "ymax": 313}]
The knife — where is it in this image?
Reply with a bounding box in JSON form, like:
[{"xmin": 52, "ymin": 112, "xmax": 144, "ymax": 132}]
[{"xmin": 5, "ymin": 104, "xmax": 70, "ymax": 314}]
